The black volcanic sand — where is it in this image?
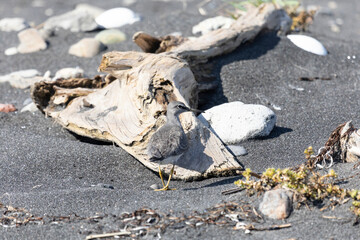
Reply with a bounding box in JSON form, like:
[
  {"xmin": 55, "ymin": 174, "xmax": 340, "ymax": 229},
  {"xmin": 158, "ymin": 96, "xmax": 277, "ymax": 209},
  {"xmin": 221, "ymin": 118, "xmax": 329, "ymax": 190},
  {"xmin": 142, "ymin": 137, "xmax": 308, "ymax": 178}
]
[{"xmin": 1, "ymin": 0, "xmax": 360, "ymax": 239}]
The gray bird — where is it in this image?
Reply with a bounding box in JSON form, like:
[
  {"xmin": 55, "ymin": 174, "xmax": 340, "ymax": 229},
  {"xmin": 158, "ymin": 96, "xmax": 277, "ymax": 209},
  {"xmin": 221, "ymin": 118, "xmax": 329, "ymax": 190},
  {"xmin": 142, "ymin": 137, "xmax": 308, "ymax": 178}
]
[{"xmin": 147, "ymin": 101, "xmax": 202, "ymax": 191}]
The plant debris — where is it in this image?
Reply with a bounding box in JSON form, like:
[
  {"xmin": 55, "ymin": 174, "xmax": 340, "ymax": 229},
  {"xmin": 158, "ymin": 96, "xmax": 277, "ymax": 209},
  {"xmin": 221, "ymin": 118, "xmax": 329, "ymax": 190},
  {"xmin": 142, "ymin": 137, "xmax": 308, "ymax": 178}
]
[
  {"xmin": 1, "ymin": 200, "xmax": 288, "ymax": 238},
  {"xmin": 229, "ymin": 138, "xmax": 360, "ymax": 218},
  {"xmin": 288, "ymin": 9, "xmax": 316, "ymax": 32},
  {"xmin": 0, "ymin": 202, "xmax": 106, "ymax": 228}
]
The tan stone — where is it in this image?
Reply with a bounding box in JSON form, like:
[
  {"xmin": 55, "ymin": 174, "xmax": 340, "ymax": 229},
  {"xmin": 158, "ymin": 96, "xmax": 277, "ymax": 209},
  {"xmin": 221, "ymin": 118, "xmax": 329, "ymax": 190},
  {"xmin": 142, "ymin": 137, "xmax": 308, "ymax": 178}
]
[
  {"xmin": 17, "ymin": 28, "xmax": 47, "ymax": 53},
  {"xmin": 68, "ymin": 38, "xmax": 106, "ymax": 58}
]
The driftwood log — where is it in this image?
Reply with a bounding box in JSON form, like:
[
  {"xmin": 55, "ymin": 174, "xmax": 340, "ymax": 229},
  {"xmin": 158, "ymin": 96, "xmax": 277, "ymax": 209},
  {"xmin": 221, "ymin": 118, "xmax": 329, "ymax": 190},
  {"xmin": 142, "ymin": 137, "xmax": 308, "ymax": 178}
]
[{"xmin": 31, "ymin": 4, "xmax": 291, "ymax": 180}]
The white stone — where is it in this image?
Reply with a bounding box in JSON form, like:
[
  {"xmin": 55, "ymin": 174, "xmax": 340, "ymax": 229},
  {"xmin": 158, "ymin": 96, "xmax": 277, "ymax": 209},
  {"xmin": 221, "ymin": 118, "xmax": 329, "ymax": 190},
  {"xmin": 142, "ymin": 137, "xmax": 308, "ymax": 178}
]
[
  {"xmin": 44, "ymin": 8, "xmax": 54, "ymax": 17},
  {"xmin": 259, "ymin": 189, "xmax": 293, "ymax": 219},
  {"xmin": 95, "ymin": 8, "xmax": 140, "ymax": 29},
  {"xmin": 192, "ymin": 16, "xmax": 235, "ymax": 35},
  {"xmin": 0, "ymin": 18, "xmax": 29, "ymax": 32},
  {"xmin": 199, "ymin": 101, "xmax": 276, "ymax": 144},
  {"xmin": 0, "ymin": 69, "xmax": 41, "ymax": 79},
  {"xmin": 21, "ymin": 102, "xmax": 38, "ymax": 113},
  {"xmin": 43, "ymin": 70, "xmax": 51, "ymax": 79},
  {"xmin": 0, "ymin": 69, "xmax": 44, "ymax": 89},
  {"xmin": 287, "ymin": 34, "xmax": 328, "ymax": 56},
  {"xmin": 4, "ymin": 47, "xmax": 18, "ymax": 56},
  {"xmin": 53, "ymin": 67, "xmax": 84, "ymax": 80},
  {"xmin": 68, "ymin": 38, "xmax": 106, "ymax": 58},
  {"xmin": 226, "ymin": 145, "xmax": 247, "ymax": 156},
  {"xmin": 43, "ymin": 8, "xmax": 100, "ymax": 32}
]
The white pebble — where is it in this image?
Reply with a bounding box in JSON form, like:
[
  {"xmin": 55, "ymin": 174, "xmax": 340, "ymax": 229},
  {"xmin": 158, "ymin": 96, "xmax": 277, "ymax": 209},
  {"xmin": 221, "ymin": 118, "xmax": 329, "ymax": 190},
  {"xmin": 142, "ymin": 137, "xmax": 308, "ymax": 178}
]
[
  {"xmin": 199, "ymin": 101, "xmax": 276, "ymax": 144},
  {"xmin": 226, "ymin": 145, "xmax": 247, "ymax": 156},
  {"xmin": 287, "ymin": 34, "xmax": 328, "ymax": 56},
  {"xmin": 4, "ymin": 47, "xmax": 18, "ymax": 56},
  {"xmin": 45, "ymin": 8, "xmax": 54, "ymax": 16},
  {"xmin": 95, "ymin": 8, "xmax": 140, "ymax": 29}
]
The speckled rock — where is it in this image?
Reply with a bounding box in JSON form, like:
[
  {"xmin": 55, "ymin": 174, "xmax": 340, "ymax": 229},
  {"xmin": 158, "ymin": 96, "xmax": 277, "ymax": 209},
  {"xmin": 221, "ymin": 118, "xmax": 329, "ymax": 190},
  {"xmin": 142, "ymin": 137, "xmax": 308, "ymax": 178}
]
[{"xmin": 259, "ymin": 188, "xmax": 293, "ymax": 220}]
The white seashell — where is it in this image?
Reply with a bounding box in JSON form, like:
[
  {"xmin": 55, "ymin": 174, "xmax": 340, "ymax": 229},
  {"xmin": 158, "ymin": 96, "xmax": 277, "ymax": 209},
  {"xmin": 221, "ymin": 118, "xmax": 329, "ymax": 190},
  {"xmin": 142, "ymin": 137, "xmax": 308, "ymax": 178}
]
[
  {"xmin": 95, "ymin": 8, "xmax": 140, "ymax": 29},
  {"xmin": 287, "ymin": 34, "xmax": 328, "ymax": 56}
]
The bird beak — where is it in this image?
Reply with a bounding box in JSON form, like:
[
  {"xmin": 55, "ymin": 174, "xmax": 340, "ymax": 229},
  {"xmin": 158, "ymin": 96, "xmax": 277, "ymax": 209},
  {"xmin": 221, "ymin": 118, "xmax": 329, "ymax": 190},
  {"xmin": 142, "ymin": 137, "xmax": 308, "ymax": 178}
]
[{"xmin": 189, "ymin": 107, "xmax": 204, "ymax": 114}]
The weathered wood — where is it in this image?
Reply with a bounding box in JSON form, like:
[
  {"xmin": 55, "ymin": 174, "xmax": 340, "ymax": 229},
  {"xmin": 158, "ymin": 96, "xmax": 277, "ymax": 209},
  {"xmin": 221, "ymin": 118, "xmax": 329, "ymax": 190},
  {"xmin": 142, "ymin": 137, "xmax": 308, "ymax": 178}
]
[
  {"xmin": 134, "ymin": 4, "xmax": 290, "ymax": 61},
  {"xmin": 132, "ymin": 4, "xmax": 290, "ymax": 89},
  {"xmin": 32, "ymin": 53, "xmax": 240, "ymax": 180},
  {"xmin": 340, "ymin": 121, "xmax": 360, "ymax": 163},
  {"xmin": 31, "ymin": 3, "xmax": 291, "ymax": 180}
]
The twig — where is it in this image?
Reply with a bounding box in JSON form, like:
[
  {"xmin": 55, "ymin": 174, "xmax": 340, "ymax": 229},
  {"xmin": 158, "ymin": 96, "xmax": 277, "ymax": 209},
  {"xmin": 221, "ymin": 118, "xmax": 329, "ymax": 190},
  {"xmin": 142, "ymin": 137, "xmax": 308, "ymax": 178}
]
[
  {"xmin": 249, "ymin": 223, "xmax": 292, "ymax": 231},
  {"xmin": 322, "ymin": 215, "xmax": 342, "ymax": 219},
  {"xmin": 85, "ymin": 231, "xmax": 131, "ymax": 240},
  {"xmin": 221, "ymin": 187, "xmax": 245, "ymax": 195},
  {"xmin": 238, "ymin": 223, "xmax": 292, "ymax": 231},
  {"xmin": 334, "ymin": 171, "xmax": 360, "ymax": 184}
]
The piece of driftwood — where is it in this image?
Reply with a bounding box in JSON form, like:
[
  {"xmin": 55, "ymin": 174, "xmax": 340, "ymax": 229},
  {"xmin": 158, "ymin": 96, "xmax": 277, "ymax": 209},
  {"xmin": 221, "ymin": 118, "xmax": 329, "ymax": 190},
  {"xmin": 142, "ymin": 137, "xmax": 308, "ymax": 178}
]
[
  {"xmin": 31, "ymin": 4, "xmax": 291, "ymax": 180},
  {"xmin": 339, "ymin": 121, "xmax": 360, "ymax": 163},
  {"xmin": 302, "ymin": 121, "xmax": 360, "ymax": 170}
]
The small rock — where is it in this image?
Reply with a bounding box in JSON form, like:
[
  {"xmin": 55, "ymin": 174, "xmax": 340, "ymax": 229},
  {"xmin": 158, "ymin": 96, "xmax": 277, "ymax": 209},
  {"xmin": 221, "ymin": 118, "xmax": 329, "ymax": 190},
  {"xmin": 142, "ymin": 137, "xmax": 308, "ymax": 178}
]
[
  {"xmin": 21, "ymin": 102, "xmax": 38, "ymax": 113},
  {"xmin": 44, "ymin": 8, "xmax": 54, "ymax": 17},
  {"xmin": 0, "ymin": 69, "xmax": 44, "ymax": 89},
  {"xmin": 43, "ymin": 70, "xmax": 51, "ymax": 79},
  {"xmin": 335, "ymin": 18, "xmax": 344, "ymax": 26},
  {"xmin": 68, "ymin": 38, "xmax": 106, "ymax": 58},
  {"xmin": 328, "ymin": 1, "xmax": 337, "ymax": 9},
  {"xmin": 259, "ymin": 188, "xmax": 293, "ymax": 220},
  {"xmin": 95, "ymin": 8, "xmax": 140, "ymax": 29},
  {"xmin": 226, "ymin": 145, "xmax": 247, "ymax": 156},
  {"xmin": 53, "ymin": 67, "xmax": 84, "ymax": 80},
  {"xmin": 95, "ymin": 29, "xmax": 126, "ymax": 45},
  {"xmin": 192, "ymin": 16, "xmax": 235, "ymax": 35},
  {"xmin": 17, "ymin": 28, "xmax": 47, "ymax": 53},
  {"xmin": 4, "ymin": 47, "xmax": 18, "ymax": 56},
  {"xmin": 0, "ymin": 104, "xmax": 17, "ymax": 113},
  {"xmin": 43, "ymin": 8, "xmax": 100, "ymax": 32},
  {"xmin": 0, "ymin": 18, "xmax": 29, "ymax": 32},
  {"xmin": 31, "ymin": 0, "xmax": 45, "ymax": 7},
  {"xmin": 330, "ymin": 23, "xmax": 340, "ymax": 33},
  {"xmin": 199, "ymin": 101, "xmax": 276, "ymax": 144}
]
